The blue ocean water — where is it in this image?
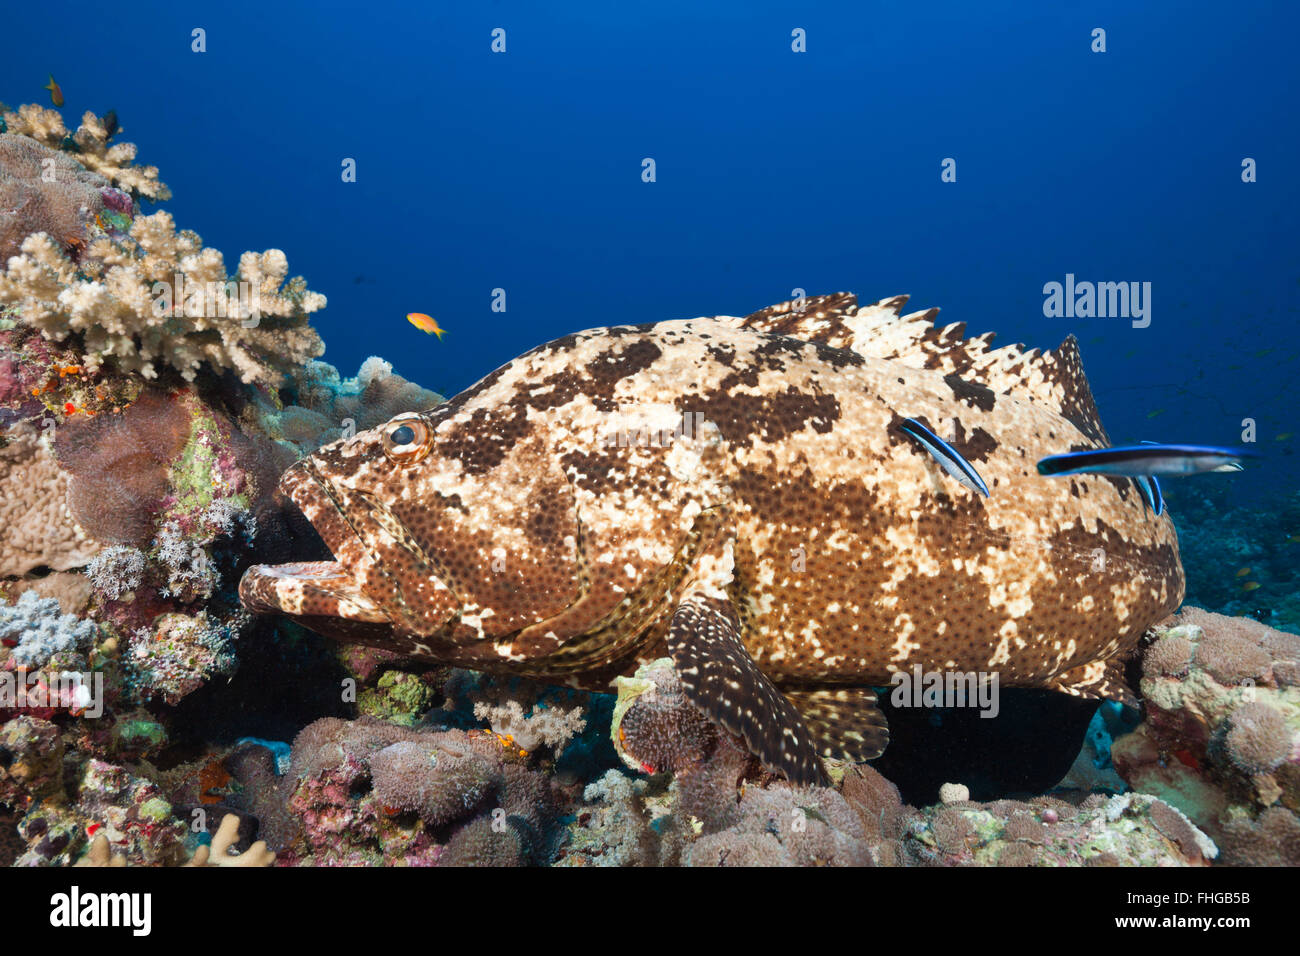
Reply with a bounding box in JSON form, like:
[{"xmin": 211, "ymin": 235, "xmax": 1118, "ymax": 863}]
[{"xmin": 6, "ymin": 3, "xmax": 1297, "ymax": 525}]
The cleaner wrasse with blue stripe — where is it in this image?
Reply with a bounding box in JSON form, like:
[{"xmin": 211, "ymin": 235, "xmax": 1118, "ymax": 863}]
[
  {"xmin": 896, "ymin": 416, "xmax": 990, "ymax": 497},
  {"xmin": 1037, "ymin": 443, "xmax": 1257, "ymax": 477},
  {"xmin": 240, "ymin": 292, "xmax": 1185, "ymax": 786}
]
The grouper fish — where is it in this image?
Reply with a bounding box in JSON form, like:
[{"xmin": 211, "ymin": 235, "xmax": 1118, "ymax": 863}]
[{"xmin": 240, "ymin": 293, "xmax": 1185, "ymax": 785}]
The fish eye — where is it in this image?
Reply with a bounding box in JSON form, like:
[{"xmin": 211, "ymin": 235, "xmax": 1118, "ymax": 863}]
[{"xmin": 381, "ymin": 415, "xmax": 431, "ymax": 463}]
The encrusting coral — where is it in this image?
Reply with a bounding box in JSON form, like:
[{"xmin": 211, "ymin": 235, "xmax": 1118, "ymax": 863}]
[
  {"xmin": 1112, "ymin": 607, "xmax": 1300, "ymax": 866},
  {"xmin": 275, "ymin": 716, "xmax": 567, "ymax": 866},
  {"xmin": 0, "ymin": 419, "xmax": 102, "ymax": 575}
]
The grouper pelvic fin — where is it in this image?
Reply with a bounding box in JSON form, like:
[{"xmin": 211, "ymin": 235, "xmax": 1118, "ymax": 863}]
[{"xmin": 781, "ymin": 686, "xmax": 890, "ymax": 762}]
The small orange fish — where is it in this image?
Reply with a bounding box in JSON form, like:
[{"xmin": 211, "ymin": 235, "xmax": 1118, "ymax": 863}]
[
  {"xmin": 406, "ymin": 312, "xmax": 445, "ymax": 339},
  {"xmin": 1241, "ymin": 581, "xmax": 1262, "ymax": 592},
  {"xmin": 44, "ymin": 74, "xmax": 63, "ymax": 108},
  {"xmin": 1236, "ymin": 567, "xmax": 1252, "ymax": 577}
]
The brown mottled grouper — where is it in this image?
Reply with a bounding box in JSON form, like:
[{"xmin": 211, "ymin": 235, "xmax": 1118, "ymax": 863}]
[{"xmin": 240, "ymin": 293, "xmax": 1184, "ymax": 784}]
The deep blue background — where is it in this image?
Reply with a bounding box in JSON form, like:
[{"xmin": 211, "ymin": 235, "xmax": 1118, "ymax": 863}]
[{"xmin": 5, "ymin": 1, "xmax": 1297, "ymax": 499}]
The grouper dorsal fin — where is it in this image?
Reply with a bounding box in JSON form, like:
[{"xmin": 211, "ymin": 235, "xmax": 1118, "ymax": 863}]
[{"xmin": 719, "ymin": 293, "xmax": 1110, "ymax": 445}]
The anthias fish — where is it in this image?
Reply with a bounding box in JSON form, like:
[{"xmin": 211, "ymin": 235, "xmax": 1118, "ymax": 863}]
[{"xmin": 240, "ymin": 293, "xmax": 1185, "ymax": 784}]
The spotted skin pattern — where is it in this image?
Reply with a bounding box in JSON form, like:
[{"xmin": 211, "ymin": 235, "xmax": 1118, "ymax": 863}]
[{"xmin": 240, "ymin": 293, "xmax": 1185, "ymax": 785}]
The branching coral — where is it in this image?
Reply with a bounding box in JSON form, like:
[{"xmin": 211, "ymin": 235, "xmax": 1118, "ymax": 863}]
[
  {"xmin": 0, "ymin": 104, "xmax": 325, "ymax": 386},
  {"xmin": 0, "ymin": 590, "xmax": 98, "ymax": 668},
  {"xmin": 0, "ymin": 104, "xmax": 170, "ymax": 202},
  {"xmin": 1, "ymin": 225, "xmax": 325, "ymax": 386}
]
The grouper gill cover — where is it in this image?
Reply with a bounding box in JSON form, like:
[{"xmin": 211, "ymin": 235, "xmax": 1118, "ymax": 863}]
[{"xmin": 238, "ymin": 292, "xmax": 1185, "ymax": 784}]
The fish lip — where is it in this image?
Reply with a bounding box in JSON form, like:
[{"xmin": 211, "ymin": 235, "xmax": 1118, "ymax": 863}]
[
  {"xmin": 279, "ymin": 456, "xmax": 369, "ymax": 565},
  {"xmin": 244, "ymin": 456, "xmax": 392, "ymax": 623}
]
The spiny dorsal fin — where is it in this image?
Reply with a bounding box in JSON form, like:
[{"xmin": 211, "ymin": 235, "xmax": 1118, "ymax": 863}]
[{"xmin": 718, "ymin": 293, "xmax": 1109, "ymax": 445}]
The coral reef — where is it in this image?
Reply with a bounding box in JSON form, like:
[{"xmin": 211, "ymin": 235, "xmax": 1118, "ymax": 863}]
[
  {"xmin": 1, "ymin": 104, "xmax": 170, "ymax": 201},
  {"xmin": 1111, "ymin": 607, "xmax": 1300, "ymax": 866},
  {"xmin": 258, "ymin": 356, "xmax": 444, "ymax": 456},
  {"xmin": 0, "ymin": 589, "xmax": 98, "ymax": 668},
  {"xmin": 898, "ymin": 792, "xmax": 1213, "ymax": 867},
  {"xmin": 0, "ymin": 97, "xmax": 1289, "ymax": 871},
  {"xmin": 274, "ymin": 717, "xmax": 566, "ymax": 866}
]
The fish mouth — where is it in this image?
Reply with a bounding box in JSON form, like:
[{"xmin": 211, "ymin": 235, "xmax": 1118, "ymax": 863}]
[{"xmin": 238, "ymin": 458, "xmax": 391, "ymax": 626}]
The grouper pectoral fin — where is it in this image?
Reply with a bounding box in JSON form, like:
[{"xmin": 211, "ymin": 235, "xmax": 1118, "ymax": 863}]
[
  {"xmin": 1045, "ymin": 656, "xmax": 1139, "ymax": 708},
  {"xmin": 665, "ymin": 509, "xmax": 829, "ymax": 786},
  {"xmin": 667, "ymin": 594, "xmax": 829, "ymax": 786},
  {"xmin": 781, "ymin": 686, "xmax": 890, "ymax": 762}
]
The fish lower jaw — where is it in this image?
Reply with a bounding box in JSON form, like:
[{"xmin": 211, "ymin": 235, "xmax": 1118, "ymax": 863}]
[{"xmin": 238, "ymin": 560, "xmax": 389, "ymax": 623}]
